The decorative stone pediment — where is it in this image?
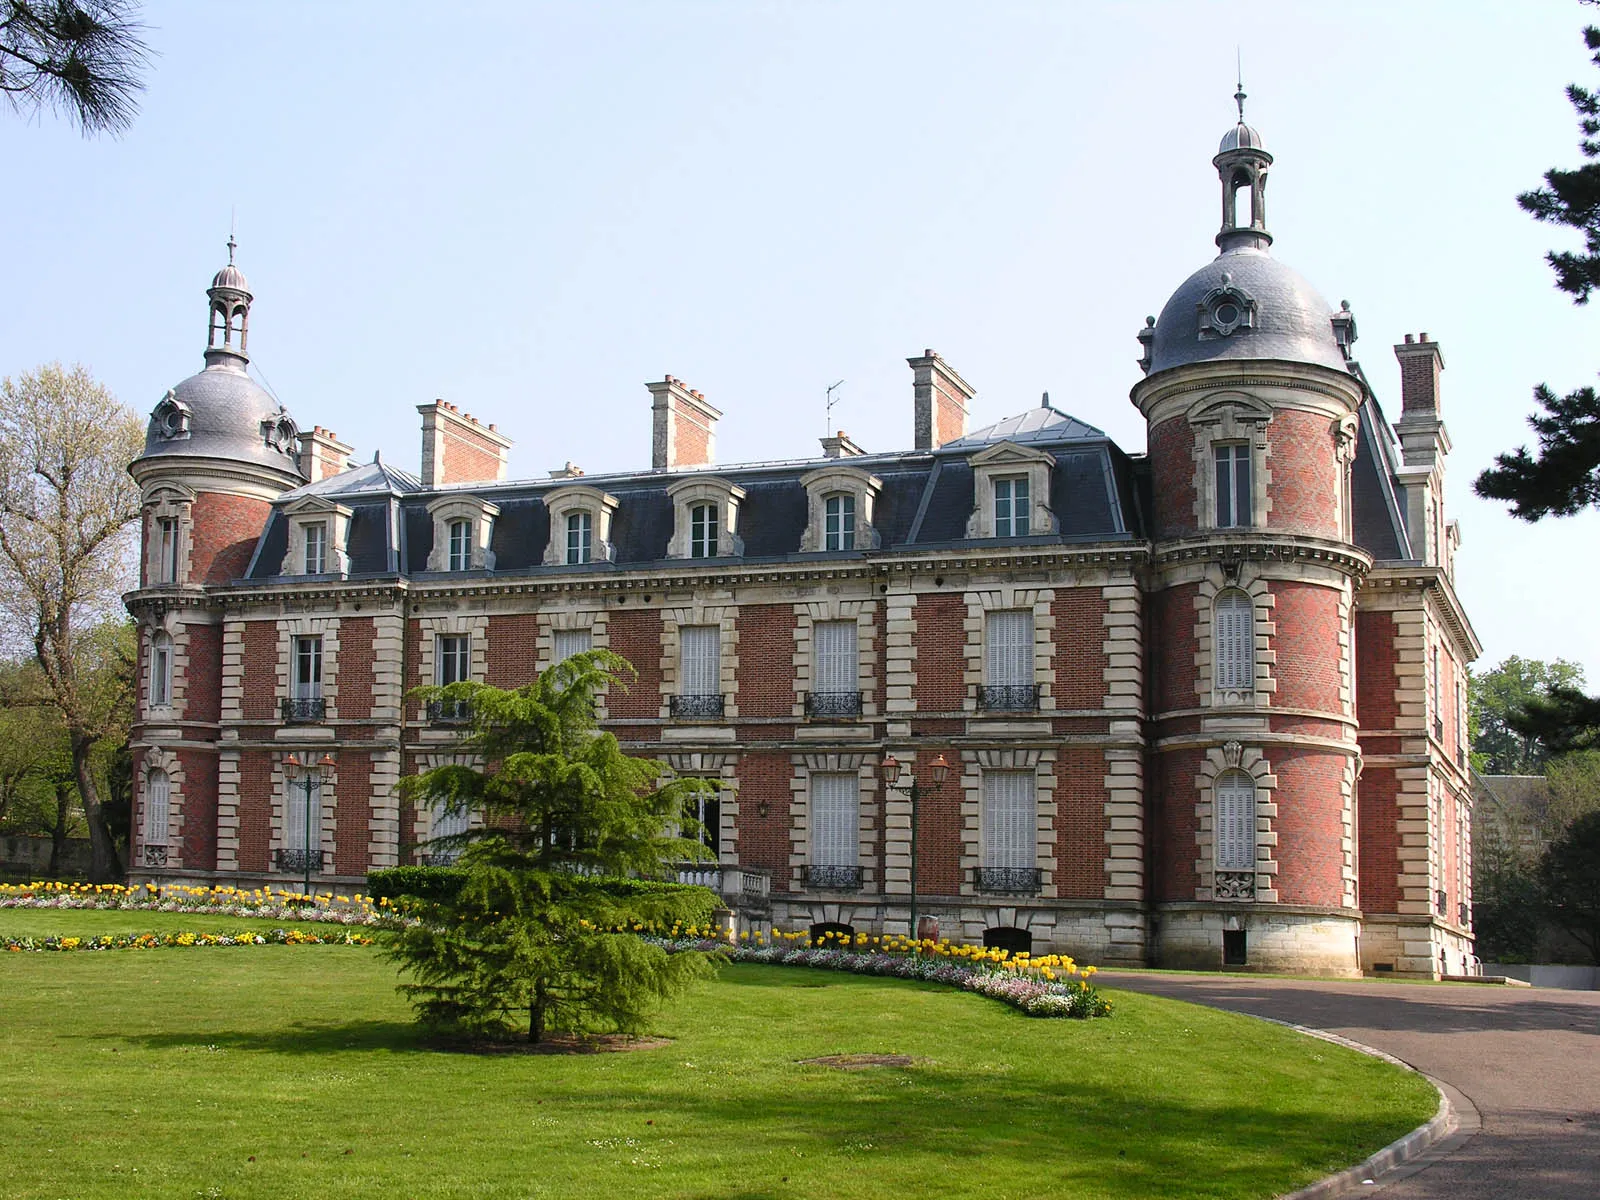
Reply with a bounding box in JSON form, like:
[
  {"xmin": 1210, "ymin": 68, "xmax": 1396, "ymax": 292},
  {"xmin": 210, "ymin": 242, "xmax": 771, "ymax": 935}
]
[
  {"xmin": 279, "ymin": 494, "xmax": 353, "ymax": 577},
  {"xmin": 798, "ymin": 464, "xmax": 881, "ymax": 552},
  {"xmin": 426, "ymin": 494, "xmax": 500, "ymax": 572}
]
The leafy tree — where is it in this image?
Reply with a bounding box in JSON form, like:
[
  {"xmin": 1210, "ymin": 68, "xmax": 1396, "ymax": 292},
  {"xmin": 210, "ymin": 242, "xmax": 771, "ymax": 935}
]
[
  {"xmin": 1470, "ymin": 656, "xmax": 1586, "ymax": 774},
  {"xmin": 0, "ymin": 1, "xmax": 149, "ymax": 135},
  {"xmin": 385, "ymin": 650, "xmax": 723, "ymax": 1044},
  {"xmin": 0, "ymin": 365, "xmax": 144, "ymax": 880},
  {"xmin": 1471, "ymin": 837, "xmax": 1544, "ymax": 962},
  {"xmin": 1538, "ymin": 809, "xmax": 1600, "ymax": 964}
]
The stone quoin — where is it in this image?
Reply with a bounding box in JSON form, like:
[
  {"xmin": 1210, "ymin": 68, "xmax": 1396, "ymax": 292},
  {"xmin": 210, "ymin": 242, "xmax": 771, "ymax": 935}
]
[{"xmin": 124, "ymin": 99, "xmax": 1478, "ymax": 978}]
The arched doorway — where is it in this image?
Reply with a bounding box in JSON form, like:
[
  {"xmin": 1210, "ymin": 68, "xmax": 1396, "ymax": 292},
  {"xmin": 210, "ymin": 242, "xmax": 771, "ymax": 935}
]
[{"xmin": 982, "ymin": 926, "xmax": 1032, "ymax": 956}]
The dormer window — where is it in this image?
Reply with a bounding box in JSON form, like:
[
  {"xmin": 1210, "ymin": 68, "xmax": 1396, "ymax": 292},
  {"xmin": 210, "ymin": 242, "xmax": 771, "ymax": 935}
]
[
  {"xmin": 823, "ymin": 494, "xmax": 855, "ymax": 551},
  {"xmin": 799, "ymin": 466, "xmax": 880, "ymax": 553},
  {"xmin": 304, "ymin": 522, "xmax": 327, "ymax": 574},
  {"xmin": 447, "ymin": 519, "xmax": 472, "ymax": 572},
  {"xmin": 690, "ymin": 503, "xmax": 718, "ymax": 558},
  {"xmin": 666, "ymin": 477, "xmax": 744, "ymax": 560},
  {"xmin": 542, "ymin": 485, "xmax": 618, "ymax": 568},
  {"xmin": 965, "ymin": 442, "xmax": 1055, "ymax": 540},
  {"xmin": 425, "ymin": 495, "xmax": 499, "ymax": 573},
  {"xmin": 994, "ymin": 477, "xmax": 1030, "ymax": 536}
]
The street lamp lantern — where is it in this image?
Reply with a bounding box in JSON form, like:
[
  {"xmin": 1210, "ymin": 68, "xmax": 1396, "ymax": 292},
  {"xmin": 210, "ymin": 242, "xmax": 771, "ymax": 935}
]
[
  {"xmin": 930, "ymin": 753, "xmax": 950, "ymax": 787},
  {"xmin": 882, "ymin": 751, "xmax": 950, "ymax": 949}
]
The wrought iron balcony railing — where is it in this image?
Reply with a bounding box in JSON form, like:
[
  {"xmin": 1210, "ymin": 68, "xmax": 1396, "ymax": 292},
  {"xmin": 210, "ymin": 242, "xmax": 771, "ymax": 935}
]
[
  {"xmin": 974, "ymin": 866, "xmax": 1042, "ymax": 894},
  {"xmin": 669, "ymin": 693, "xmax": 725, "ymax": 720},
  {"xmin": 804, "ymin": 690, "xmax": 862, "ymax": 719},
  {"xmin": 419, "ymin": 851, "xmax": 459, "ymax": 866},
  {"xmin": 1214, "ymin": 870, "xmax": 1255, "ymax": 900},
  {"xmin": 1433, "ymin": 716, "xmax": 1445, "ymax": 742},
  {"xmin": 280, "ymin": 696, "xmax": 326, "ymax": 723},
  {"xmin": 426, "ymin": 699, "xmax": 471, "ymax": 725},
  {"xmin": 274, "ymin": 848, "xmax": 325, "ymax": 873},
  {"xmin": 141, "ymin": 844, "xmax": 169, "ymax": 868},
  {"xmin": 1458, "ymin": 901, "xmax": 1471, "ymax": 927},
  {"xmin": 805, "ymin": 864, "xmax": 863, "ymax": 890},
  {"xmin": 1435, "ymin": 888, "xmax": 1448, "ymax": 916},
  {"xmin": 977, "ymin": 683, "xmax": 1041, "ymax": 713}
]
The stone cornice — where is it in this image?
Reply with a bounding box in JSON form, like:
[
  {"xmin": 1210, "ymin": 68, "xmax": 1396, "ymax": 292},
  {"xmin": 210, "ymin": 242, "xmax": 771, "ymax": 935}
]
[
  {"xmin": 1153, "ymin": 532, "xmax": 1372, "ymax": 579},
  {"xmin": 1362, "ymin": 564, "xmax": 1483, "ymax": 659}
]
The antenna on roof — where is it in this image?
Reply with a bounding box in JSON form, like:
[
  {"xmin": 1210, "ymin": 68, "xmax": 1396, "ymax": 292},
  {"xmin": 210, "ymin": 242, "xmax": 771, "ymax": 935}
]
[{"xmin": 825, "ymin": 379, "xmax": 845, "ymax": 434}]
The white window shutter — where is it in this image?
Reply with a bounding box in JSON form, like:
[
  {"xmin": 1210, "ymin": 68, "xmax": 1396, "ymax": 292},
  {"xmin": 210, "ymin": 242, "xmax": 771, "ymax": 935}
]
[
  {"xmin": 680, "ymin": 625, "xmax": 720, "ymax": 696},
  {"xmin": 982, "ymin": 770, "xmax": 1035, "ymax": 869},
  {"xmin": 1214, "ymin": 774, "xmax": 1256, "ymax": 872},
  {"xmin": 146, "ymin": 771, "xmax": 170, "ymax": 844},
  {"xmin": 986, "ymin": 610, "xmax": 1033, "ymax": 688},
  {"xmin": 813, "ymin": 620, "xmax": 858, "ymax": 694},
  {"xmin": 1214, "ymin": 592, "xmax": 1254, "ymax": 692},
  {"xmin": 553, "ymin": 628, "xmax": 592, "ymax": 663},
  {"xmin": 810, "ymin": 772, "xmax": 858, "ymax": 867},
  {"xmin": 284, "ymin": 776, "xmax": 320, "ymax": 852},
  {"xmin": 433, "ymin": 800, "xmax": 471, "ymax": 840}
]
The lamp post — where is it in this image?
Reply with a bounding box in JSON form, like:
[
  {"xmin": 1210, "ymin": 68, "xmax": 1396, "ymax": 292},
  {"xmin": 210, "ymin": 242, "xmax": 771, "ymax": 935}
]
[
  {"xmin": 284, "ymin": 751, "xmax": 335, "ymax": 899},
  {"xmin": 882, "ymin": 752, "xmax": 949, "ymax": 947}
]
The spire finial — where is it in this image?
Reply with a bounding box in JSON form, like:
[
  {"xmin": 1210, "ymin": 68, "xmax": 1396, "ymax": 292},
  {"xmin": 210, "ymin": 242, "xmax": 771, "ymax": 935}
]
[
  {"xmin": 1234, "ymin": 50, "xmax": 1246, "ymax": 123},
  {"xmin": 228, "ymin": 205, "xmax": 237, "ymax": 264},
  {"xmin": 226, "ymin": 233, "xmax": 236, "ymax": 265}
]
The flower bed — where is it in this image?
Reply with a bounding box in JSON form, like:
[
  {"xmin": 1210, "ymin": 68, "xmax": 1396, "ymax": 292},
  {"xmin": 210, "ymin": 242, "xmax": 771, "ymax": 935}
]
[
  {"xmin": 3, "ymin": 927, "xmax": 375, "ymax": 953},
  {"xmin": 0, "ymin": 881, "xmax": 383, "ymax": 926}
]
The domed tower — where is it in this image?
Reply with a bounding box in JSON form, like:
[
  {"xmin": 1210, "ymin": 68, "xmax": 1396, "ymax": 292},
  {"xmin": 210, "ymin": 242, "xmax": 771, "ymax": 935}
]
[
  {"xmin": 125, "ymin": 240, "xmax": 305, "ymax": 879},
  {"xmin": 1131, "ymin": 90, "xmax": 1367, "ymax": 974}
]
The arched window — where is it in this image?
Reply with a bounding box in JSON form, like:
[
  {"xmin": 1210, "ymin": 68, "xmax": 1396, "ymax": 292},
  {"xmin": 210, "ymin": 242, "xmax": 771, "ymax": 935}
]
[
  {"xmin": 447, "ymin": 519, "xmax": 472, "ymax": 572},
  {"xmin": 150, "ymin": 632, "xmax": 173, "ymax": 708},
  {"xmin": 822, "ymin": 493, "xmax": 855, "ymax": 551},
  {"xmin": 145, "ymin": 769, "xmax": 170, "ymax": 847},
  {"xmin": 1213, "ymin": 770, "xmax": 1257, "ymax": 874},
  {"xmin": 1213, "ymin": 590, "xmax": 1254, "ymax": 696}
]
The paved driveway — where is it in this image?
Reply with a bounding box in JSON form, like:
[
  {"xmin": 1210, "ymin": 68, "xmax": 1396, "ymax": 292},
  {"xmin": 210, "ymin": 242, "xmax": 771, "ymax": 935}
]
[{"xmin": 1102, "ymin": 972, "xmax": 1600, "ymax": 1198}]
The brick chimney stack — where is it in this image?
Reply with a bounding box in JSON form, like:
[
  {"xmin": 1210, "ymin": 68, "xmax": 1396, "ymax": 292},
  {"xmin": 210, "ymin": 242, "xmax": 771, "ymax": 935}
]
[
  {"xmin": 297, "ymin": 426, "xmax": 355, "ymax": 483},
  {"xmin": 1392, "ymin": 334, "xmax": 1450, "ymax": 472},
  {"xmin": 646, "ymin": 376, "xmax": 721, "ymax": 470},
  {"xmin": 907, "ymin": 350, "xmax": 974, "ymax": 450},
  {"xmin": 417, "ymin": 400, "xmax": 513, "ymax": 488}
]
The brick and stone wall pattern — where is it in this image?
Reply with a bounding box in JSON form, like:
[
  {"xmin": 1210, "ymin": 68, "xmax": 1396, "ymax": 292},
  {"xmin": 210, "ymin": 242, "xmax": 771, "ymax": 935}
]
[
  {"xmin": 1054, "ymin": 749, "xmax": 1109, "ymax": 898},
  {"xmin": 1150, "ymin": 583, "xmax": 1199, "ymax": 715},
  {"xmin": 441, "ymin": 426, "xmax": 502, "ymax": 484},
  {"xmin": 607, "ymin": 610, "xmax": 664, "ymax": 719},
  {"xmin": 184, "ymin": 623, "xmax": 222, "ymax": 725},
  {"xmin": 241, "ymin": 621, "xmax": 279, "ymax": 722},
  {"xmin": 916, "ymin": 749, "xmax": 963, "ymax": 894},
  {"xmin": 337, "ymin": 617, "xmax": 375, "ymax": 720},
  {"xmin": 190, "ymin": 493, "xmax": 272, "ymax": 585},
  {"xmin": 336, "ymin": 753, "xmax": 371, "ymax": 876},
  {"xmin": 911, "ymin": 594, "xmax": 966, "ymax": 711},
  {"xmin": 1265, "ymin": 410, "xmax": 1340, "ymax": 537},
  {"xmin": 238, "ymin": 750, "xmax": 274, "ymax": 874},
  {"xmin": 1153, "ymin": 747, "xmax": 1203, "ymax": 901},
  {"xmin": 1355, "ymin": 610, "xmax": 1398, "ymax": 730},
  {"xmin": 1269, "ymin": 583, "xmax": 1343, "ymax": 713},
  {"xmin": 1051, "ymin": 589, "xmax": 1110, "ymax": 709},
  {"xmin": 1147, "ymin": 419, "xmax": 1197, "ymax": 539},
  {"xmin": 1358, "ymin": 766, "xmax": 1402, "ymax": 914},
  {"xmin": 737, "ymin": 752, "xmax": 793, "ymax": 890},
  {"xmin": 735, "ymin": 604, "xmax": 795, "ymax": 717},
  {"xmin": 177, "ymin": 749, "xmax": 218, "ymax": 870},
  {"xmin": 486, "ymin": 614, "xmax": 540, "ymax": 688},
  {"xmin": 1271, "ymin": 748, "xmax": 1350, "ymax": 908}
]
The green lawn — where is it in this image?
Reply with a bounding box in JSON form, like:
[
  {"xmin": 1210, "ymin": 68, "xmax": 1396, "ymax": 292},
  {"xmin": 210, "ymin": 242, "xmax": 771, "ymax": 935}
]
[
  {"xmin": 1, "ymin": 908, "xmax": 357, "ymax": 938},
  {"xmin": 0, "ymin": 912, "xmax": 1437, "ymax": 1200}
]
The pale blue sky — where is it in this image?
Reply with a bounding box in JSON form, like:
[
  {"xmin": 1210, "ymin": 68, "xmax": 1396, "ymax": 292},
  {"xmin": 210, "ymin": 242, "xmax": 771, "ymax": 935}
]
[{"xmin": 3, "ymin": 2, "xmax": 1597, "ymax": 680}]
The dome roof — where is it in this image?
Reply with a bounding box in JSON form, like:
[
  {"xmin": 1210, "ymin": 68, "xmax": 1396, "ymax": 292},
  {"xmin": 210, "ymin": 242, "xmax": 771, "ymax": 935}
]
[
  {"xmin": 210, "ymin": 262, "xmax": 250, "ymax": 293},
  {"xmin": 1148, "ymin": 247, "xmax": 1348, "ymax": 376},
  {"xmin": 137, "ymin": 360, "xmax": 304, "ymax": 477},
  {"xmin": 1219, "ymin": 122, "xmax": 1266, "ymax": 154}
]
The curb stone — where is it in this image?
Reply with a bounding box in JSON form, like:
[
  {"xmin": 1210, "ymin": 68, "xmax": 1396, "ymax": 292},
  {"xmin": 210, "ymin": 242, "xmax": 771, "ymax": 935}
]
[{"xmin": 1266, "ymin": 1019, "xmax": 1482, "ymax": 1199}]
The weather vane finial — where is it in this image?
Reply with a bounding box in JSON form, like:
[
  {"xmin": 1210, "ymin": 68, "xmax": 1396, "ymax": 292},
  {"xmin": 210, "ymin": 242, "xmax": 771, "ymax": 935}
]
[
  {"xmin": 1234, "ymin": 50, "xmax": 1246, "ymax": 123},
  {"xmin": 228, "ymin": 206, "xmax": 237, "ymax": 264}
]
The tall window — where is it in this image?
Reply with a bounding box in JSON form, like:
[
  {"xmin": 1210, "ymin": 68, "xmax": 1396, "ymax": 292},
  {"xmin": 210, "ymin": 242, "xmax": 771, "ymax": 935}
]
[
  {"xmin": 429, "ymin": 799, "xmax": 471, "ymax": 863},
  {"xmin": 823, "ymin": 494, "xmax": 855, "ymax": 551},
  {"xmin": 811, "ymin": 772, "xmax": 859, "ymax": 868},
  {"xmin": 982, "ymin": 770, "xmax": 1035, "ymax": 870},
  {"xmin": 982, "ymin": 609, "xmax": 1035, "ymax": 710},
  {"xmin": 304, "ymin": 522, "xmax": 328, "ymax": 574},
  {"xmin": 687, "ymin": 792, "xmax": 721, "ymax": 855},
  {"xmin": 1213, "ymin": 590, "xmax": 1255, "ymax": 694},
  {"xmin": 436, "ymin": 635, "xmax": 471, "ymax": 686},
  {"xmin": 689, "ymin": 503, "xmax": 718, "ymax": 559},
  {"xmin": 1213, "ymin": 772, "xmax": 1257, "ymax": 873},
  {"xmin": 994, "ymin": 477, "xmax": 1030, "ymax": 537},
  {"xmin": 293, "ymin": 636, "xmax": 323, "ymax": 699},
  {"xmin": 553, "ymin": 627, "xmax": 592, "ymax": 664},
  {"xmin": 679, "ymin": 625, "xmax": 720, "ymax": 698},
  {"xmin": 566, "ymin": 511, "xmax": 592, "ymax": 565},
  {"xmin": 1215, "ymin": 444, "xmax": 1251, "ymax": 528},
  {"xmin": 150, "ymin": 632, "xmax": 173, "ymax": 708},
  {"xmin": 157, "ymin": 518, "xmax": 179, "ymax": 584},
  {"xmin": 145, "ymin": 769, "xmax": 170, "ymax": 847},
  {"xmin": 813, "ymin": 620, "xmax": 859, "ymax": 704},
  {"xmin": 1431, "ymin": 644, "xmax": 1442, "ymax": 738},
  {"xmin": 447, "ymin": 519, "xmax": 472, "ymax": 572},
  {"xmin": 284, "ymin": 773, "xmax": 322, "ymax": 857}
]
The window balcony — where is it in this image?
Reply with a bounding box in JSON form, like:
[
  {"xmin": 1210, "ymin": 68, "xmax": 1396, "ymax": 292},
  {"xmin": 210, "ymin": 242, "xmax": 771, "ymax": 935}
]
[
  {"xmin": 1433, "ymin": 716, "xmax": 1445, "ymax": 742},
  {"xmin": 419, "ymin": 851, "xmax": 459, "ymax": 867},
  {"xmin": 274, "ymin": 848, "xmax": 325, "ymax": 873},
  {"xmin": 804, "ymin": 864, "xmax": 863, "ymax": 891},
  {"xmin": 426, "ymin": 699, "xmax": 471, "ymax": 726},
  {"xmin": 977, "ymin": 684, "xmax": 1041, "ymax": 713},
  {"xmin": 1214, "ymin": 870, "xmax": 1256, "ymax": 901},
  {"xmin": 804, "ymin": 690, "xmax": 862, "ymax": 719},
  {"xmin": 669, "ymin": 693, "xmax": 725, "ymax": 720},
  {"xmin": 280, "ymin": 696, "xmax": 326, "ymax": 723},
  {"xmin": 140, "ymin": 844, "xmax": 170, "ymax": 869},
  {"xmin": 974, "ymin": 866, "xmax": 1041, "ymax": 894},
  {"xmin": 1435, "ymin": 888, "xmax": 1448, "ymax": 916}
]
